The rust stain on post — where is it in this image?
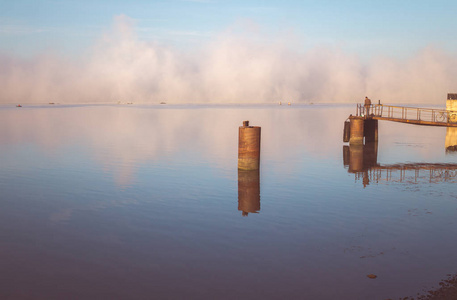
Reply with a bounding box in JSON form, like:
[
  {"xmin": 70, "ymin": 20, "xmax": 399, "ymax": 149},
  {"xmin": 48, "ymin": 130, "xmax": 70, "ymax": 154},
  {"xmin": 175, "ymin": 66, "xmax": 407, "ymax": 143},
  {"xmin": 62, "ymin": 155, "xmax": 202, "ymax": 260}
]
[{"xmin": 238, "ymin": 121, "xmax": 261, "ymax": 170}]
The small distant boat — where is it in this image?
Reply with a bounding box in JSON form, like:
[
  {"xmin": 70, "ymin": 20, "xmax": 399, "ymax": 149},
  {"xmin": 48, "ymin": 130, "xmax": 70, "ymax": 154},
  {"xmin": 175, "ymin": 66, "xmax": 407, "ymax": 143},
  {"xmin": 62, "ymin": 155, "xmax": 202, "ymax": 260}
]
[
  {"xmin": 16, "ymin": 104, "xmax": 22, "ymax": 107},
  {"xmin": 49, "ymin": 102, "xmax": 55, "ymax": 105},
  {"xmin": 160, "ymin": 102, "xmax": 166, "ymax": 104}
]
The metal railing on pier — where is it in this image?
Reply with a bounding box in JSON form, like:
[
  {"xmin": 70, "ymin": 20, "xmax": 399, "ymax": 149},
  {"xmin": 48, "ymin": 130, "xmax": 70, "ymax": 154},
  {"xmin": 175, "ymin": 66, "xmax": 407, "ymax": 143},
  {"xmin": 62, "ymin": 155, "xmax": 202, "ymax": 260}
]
[{"xmin": 356, "ymin": 104, "xmax": 457, "ymax": 126}]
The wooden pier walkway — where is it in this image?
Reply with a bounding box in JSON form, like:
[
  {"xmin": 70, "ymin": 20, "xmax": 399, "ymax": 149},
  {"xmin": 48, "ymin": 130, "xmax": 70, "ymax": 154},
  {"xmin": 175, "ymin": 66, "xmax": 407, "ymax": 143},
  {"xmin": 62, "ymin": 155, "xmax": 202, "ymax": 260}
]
[{"xmin": 356, "ymin": 103, "xmax": 457, "ymax": 127}]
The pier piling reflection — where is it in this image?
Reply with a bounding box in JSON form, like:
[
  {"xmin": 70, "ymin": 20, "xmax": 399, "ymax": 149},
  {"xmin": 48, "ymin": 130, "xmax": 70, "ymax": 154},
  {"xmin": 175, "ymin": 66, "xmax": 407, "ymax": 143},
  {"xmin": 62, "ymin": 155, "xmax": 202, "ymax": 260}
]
[
  {"xmin": 238, "ymin": 169, "xmax": 260, "ymax": 216},
  {"xmin": 343, "ymin": 142, "xmax": 379, "ymax": 187},
  {"xmin": 344, "ymin": 141, "xmax": 457, "ymax": 185}
]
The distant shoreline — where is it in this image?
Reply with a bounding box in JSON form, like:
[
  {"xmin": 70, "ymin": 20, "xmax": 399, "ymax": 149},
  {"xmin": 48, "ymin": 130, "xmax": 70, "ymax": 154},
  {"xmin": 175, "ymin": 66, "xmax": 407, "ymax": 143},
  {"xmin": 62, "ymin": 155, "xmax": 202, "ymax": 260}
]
[{"xmin": 0, "ymin": 102, "xmax": 447, "ymax": 108}]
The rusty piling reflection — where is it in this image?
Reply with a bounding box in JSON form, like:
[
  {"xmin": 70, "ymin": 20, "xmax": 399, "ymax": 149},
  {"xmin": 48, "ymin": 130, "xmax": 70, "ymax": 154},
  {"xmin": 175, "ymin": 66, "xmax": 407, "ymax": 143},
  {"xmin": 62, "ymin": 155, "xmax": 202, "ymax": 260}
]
[
  {"xmin": 343, "ymin": 142, "xmax": 379, "ymax": 187},
  {"xmin": 238, "ymin": 169, "xmax": 260, "ymax": 216},
  {"xmin": 343, "ymin": 142, "xmax": 379, "ymax": 173}
]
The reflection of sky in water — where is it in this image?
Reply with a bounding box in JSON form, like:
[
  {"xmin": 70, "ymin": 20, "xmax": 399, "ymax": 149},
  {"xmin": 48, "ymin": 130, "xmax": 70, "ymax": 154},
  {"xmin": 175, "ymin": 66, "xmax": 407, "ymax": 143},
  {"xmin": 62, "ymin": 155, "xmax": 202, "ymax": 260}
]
[{"xmin": 1, "ymin": 104, "xmax": 457, "ymax": 299}]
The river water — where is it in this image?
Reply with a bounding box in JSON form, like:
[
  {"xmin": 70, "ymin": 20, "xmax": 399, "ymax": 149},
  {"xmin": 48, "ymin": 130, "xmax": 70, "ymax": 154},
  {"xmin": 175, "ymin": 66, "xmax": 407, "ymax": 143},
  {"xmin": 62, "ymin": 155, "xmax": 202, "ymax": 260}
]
[{"xmin": 1, "ymin": 104, "xmax": 457, "ymax": 299}]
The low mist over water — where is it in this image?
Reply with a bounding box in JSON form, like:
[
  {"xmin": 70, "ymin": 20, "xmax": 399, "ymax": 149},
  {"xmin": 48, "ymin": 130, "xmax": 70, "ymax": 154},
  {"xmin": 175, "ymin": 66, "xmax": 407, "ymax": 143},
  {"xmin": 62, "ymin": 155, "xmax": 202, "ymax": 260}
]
[{"xmin": 2, "ymin": 15, "xmax": 457, "ymax": 105}]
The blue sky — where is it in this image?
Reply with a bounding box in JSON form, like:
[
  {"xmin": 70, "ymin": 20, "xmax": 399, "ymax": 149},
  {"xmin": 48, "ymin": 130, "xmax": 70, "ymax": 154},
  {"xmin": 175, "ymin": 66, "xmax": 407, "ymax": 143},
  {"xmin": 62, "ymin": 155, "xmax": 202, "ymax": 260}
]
[{"xmin": 1, "ymin": 0, "xmax": 456, "ymax": 59}]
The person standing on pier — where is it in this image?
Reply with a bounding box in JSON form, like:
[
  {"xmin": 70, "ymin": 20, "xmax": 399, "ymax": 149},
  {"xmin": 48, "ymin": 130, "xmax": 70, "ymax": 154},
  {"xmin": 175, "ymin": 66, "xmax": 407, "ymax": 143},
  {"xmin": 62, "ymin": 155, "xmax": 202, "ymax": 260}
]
[{"xmin": 364, "ymin": 96, "xmax": 371, "ymax": 116}]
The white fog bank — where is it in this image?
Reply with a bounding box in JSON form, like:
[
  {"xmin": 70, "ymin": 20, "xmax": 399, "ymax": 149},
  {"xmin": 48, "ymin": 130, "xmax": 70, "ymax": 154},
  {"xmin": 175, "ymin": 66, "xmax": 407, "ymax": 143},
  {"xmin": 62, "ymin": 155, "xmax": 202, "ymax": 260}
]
[{"xmin": 1, "ymin": 15, "xmax": 457, "ymax": 105}]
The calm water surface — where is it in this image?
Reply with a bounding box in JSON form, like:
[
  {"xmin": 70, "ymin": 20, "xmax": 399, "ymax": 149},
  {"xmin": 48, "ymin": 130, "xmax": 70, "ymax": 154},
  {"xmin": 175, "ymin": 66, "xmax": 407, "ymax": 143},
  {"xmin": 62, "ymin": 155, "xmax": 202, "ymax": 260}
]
[{"xmin": 1, "ymin": 104, "xmax": 457, "ymax": 299}]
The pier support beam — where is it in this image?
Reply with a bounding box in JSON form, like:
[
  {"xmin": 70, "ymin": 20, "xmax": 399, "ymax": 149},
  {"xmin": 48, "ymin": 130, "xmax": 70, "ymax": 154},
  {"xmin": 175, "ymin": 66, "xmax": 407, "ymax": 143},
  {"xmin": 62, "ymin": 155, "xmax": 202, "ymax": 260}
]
[
  {"xmin": 238, "ymin": 121, "xmax": 261, "ymax": 170},
  {"xmin": 349, "ymin": 116, "xmax": 364, "ymax": 145},
  {"xmin": 364, "ymin": 119, "xmax": 378, "ymax": 143}
]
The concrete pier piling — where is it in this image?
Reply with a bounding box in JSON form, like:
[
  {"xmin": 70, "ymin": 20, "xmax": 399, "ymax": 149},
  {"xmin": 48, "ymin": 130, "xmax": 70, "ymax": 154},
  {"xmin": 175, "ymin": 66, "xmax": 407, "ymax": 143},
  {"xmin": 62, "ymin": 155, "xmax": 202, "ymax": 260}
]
[
  {"xmin": 364, "ymin": 119, "xmax": 378, "ymax": 143},
  {"xmin": 349, "ymin": 116, "xmax": 364, "ymax": 145},
  {"xmin": 346, "ymin": 116, "xmax": 378, "ymax": 145},
  {"xmin": 238, "ymin": 169, "xmax": 260, "ymax": 216},
  {"xmin": 238, "ymin": 121, "xmax": 261, "ymax": 170},
  {"xmin": 343, "ymin": 120, "xmax": 351, "ymax": 143}
]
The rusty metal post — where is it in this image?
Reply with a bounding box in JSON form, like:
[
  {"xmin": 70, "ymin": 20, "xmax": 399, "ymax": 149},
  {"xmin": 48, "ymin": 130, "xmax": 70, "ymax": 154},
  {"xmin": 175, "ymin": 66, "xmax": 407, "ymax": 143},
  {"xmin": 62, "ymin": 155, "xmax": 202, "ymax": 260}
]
[
  {"xmin": 349, "ymin": 116, "xmax": 364, "ymax": 145},
  {"xmin": 238, "ymin": 121, "xmax": 261, "ymax": 170},
  {"xmin": 238, "ymin": 169, "xmax": 260, "ymax": 216}
]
